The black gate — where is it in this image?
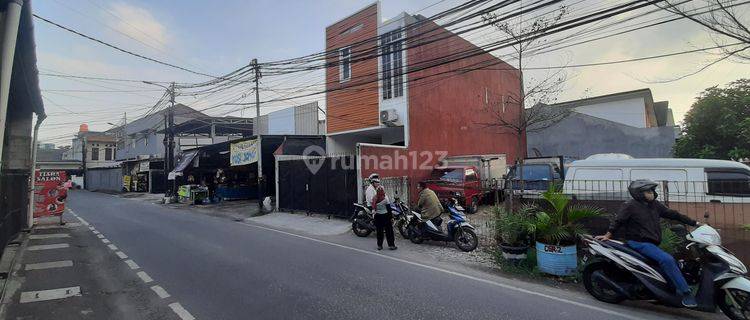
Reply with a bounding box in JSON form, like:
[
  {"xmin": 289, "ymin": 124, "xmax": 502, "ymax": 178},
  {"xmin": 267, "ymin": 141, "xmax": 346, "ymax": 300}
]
[
  {"xmin": 0, "ymin": 170, "xmax": 29, "ymax": 258},
  {"xmin": 278, "ymin": 156, "xmax": 357, "ymax": 218}
]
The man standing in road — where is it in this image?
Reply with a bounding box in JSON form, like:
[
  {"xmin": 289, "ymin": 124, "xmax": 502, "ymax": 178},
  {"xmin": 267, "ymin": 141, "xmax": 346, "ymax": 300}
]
[
  {"xmin": 369, "ymin": 175, "xmax": 396, "ymax": 251},
  {"xmin": 416, "ymin": 181, "xmax": 442, "ymax": 224},
  {"xmin": 596, "ymin": 179, "xmax": 700, "ymax": 308}
]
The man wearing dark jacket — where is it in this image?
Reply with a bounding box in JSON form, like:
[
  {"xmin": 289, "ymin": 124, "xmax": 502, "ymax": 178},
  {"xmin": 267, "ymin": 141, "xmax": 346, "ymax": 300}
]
[{"xmin": 596, "ymin": 179, "xmax": 700, "ymax": 307}]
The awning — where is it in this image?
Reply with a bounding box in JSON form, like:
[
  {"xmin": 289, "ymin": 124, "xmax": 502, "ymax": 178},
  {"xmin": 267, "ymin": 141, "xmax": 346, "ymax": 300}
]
[{"xmin": 168, "ymin": 150, "xmax": 198, "ymax": 180}]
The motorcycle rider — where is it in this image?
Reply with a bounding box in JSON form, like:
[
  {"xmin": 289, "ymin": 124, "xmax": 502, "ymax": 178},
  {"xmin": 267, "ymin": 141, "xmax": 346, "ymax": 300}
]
[
  {"xmin": 596, "ymin": 179, "xmax": 701, "ymax": 308},
  {"xmin": 416, "ymin": 181, "xmax": 443, "ymax": 227}
]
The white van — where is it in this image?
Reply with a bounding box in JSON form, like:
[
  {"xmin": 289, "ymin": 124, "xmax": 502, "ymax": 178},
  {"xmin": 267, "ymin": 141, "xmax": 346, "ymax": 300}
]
[{"xmin": 562, "ymin": 157, "xmax": 750, "ymax": 203}]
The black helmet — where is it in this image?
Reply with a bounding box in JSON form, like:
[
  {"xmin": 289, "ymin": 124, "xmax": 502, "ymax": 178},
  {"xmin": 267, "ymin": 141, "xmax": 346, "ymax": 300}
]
[{"xmin": 628, "ymin": 179, "xmax": 658, "ymax": 201}]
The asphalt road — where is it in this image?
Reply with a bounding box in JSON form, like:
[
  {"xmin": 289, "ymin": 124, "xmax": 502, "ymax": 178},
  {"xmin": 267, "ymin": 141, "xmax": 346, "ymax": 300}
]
[{"xmin": 67, "ymin": 190, "xmax": 719, "ymax": 320}]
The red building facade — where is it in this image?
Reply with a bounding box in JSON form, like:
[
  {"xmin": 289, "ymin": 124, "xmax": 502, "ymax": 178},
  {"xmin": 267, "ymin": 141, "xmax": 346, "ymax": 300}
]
[{"xmin": 325, "ymin": 2, "xmax": 523, "ymax": 201}]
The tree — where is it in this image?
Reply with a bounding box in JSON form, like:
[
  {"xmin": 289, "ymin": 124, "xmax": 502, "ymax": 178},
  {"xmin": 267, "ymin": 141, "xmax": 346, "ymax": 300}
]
[
  {"xmin": 674, "ymin": 78, "xmax": 750, "ymax": 160},
  {"xmin": 481, "ymin": 5, "xmax": 571, "ymax": 161}
]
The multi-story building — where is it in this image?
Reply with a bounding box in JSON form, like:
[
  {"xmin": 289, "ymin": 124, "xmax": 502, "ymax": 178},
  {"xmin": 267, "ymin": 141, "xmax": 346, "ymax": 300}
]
[
  {"xmin": 62, "ymin": 124, "xmax": 118, "ymax": 168},
  {"xmin": 324, "ymin": 2, "xmax": 523, "ymax": 200},
  {"xmin": 526, "ymin": 88, "xmax": 679, "ymax": 159}
]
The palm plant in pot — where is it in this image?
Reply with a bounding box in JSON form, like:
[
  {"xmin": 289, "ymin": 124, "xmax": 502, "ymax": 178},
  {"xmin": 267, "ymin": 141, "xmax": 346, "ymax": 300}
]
[
  {"xmin": 494, "ymin": 205, "xmax": 536, "ymax": 262},
  {"xmin": 532, "ymin": 189, "xmax": 602, "ymax": 276}
]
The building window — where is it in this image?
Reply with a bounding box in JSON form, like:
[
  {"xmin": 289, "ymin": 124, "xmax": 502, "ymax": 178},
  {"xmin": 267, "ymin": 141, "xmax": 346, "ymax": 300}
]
[
  {"xmin": 105, "ymin": 148, "xmax": 113, "ymax": 161},
  {"xmin": 91, "ymin": 147, "xmax": 99, "ymax": 161},
  {"xmin": 339, "ymin": 47, "xmax": 351, "ymax": 82},
  {"xmin": 381, "ymin": 30, "xmax": 404, "ymax": 100}
]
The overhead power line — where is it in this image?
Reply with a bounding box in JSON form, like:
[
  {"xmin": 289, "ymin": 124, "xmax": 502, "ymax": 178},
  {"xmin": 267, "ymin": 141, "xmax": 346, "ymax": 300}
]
[{"xmin": 33, "ymin": 14, "xmax": 221, "ymax": 79}]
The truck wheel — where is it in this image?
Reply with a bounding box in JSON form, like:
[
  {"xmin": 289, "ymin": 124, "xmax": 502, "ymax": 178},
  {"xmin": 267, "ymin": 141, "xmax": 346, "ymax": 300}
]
[{"xmin": 467, "ymin": 197, "xmax": 479, "ymax": 214}]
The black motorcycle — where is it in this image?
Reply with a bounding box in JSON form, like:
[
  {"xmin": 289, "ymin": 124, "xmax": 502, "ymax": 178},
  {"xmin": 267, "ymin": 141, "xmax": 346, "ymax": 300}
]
[{"xmin": 350, "ymin": 203, "xmax": 375, "ymax": 237}]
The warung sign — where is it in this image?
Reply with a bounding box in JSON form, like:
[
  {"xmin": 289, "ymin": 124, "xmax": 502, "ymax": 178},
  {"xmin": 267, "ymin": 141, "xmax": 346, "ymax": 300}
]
[{"xmin": 230, "ymin": 139, "xmax": 259, "ymax": 166}]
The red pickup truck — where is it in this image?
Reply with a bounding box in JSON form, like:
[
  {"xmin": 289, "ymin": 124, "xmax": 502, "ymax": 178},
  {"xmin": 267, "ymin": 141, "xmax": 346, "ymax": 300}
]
[
  {"xmin": 423, "ymin": 165, "xmax": 484, "ymax": 213},
  {"xmin": 423, "ymin": 154, "xmax": 507, "ymax": 214}
]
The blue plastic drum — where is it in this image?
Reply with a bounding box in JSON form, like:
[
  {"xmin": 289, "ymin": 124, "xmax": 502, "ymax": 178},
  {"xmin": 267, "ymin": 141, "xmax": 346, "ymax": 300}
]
[{"xmin": 536, "ymin": 242, "xmax": 577, "ymax": 276}]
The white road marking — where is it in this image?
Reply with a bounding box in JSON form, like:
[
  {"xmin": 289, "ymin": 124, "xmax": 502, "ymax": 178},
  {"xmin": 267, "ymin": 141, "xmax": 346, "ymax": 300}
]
[
  {"xmin": 101, "ymin": 239, "xmax": 110, "ymax": 244},
  {"xmin": 124, "ymin": 259, "xmax": 139, "ymax": 270},
  {"xmin": 115, "ymin": 251, "xmax": 128, "ymax": 259},
  {"xmin": 136, "ymin": 271, "xmax": 153, "ymax": 283},
  {"xmin": 88, "ymin": 226, "xmax": 95, "ymax": 231},
  {"xmin": 96, "ymin": 234, "xmax": 104, "ymax": 239},
  {"xmin": 92, "ymin": 230, "xmax": 100, "ymax": 235},
  {"xmin": 19, "ymin": 286, "xmax": 81, "ymax": 303},
  {"xmin": 27, "ymin": 243, "xmax": 69, "ymax": 251},
  {"xmin": 29, "ymin": 233, "xmax": 69, "ymax": 240},
  {"xmin": 76, "ymin": 216, "xmax": 89, "ymax": 226},
  {"xmin": 25, "ymin": 260, "xmax": 73, "ymax": 271},
  {"xmin": 150, "ymin": 285, "xmax": 170, "ymax": 299},
  {"xmin": 168, "ymin": 302, "xmax": 195, "ymax": 320},
  {"xmin": 242, "ymin": 222, "xmax": 643, "ymax": 320},
  {"xmin": 107, "ymin": 244, "xmax": 118, "ymax": 251}
]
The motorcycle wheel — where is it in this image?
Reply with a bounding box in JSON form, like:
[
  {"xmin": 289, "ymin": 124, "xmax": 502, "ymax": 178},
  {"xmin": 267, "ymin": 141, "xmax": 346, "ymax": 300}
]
[
  {"xmin": 582, "ymin": 262, "xmax": 626, "ymax": 304},
  {"xmin": 467, "ymin": 198, "xmax": 479, "ymax": 214},
  {"xmin": 395, "ymin": 219, "xmax": 409, "ymax": 239},
  {"xmin": 408, "ymin": 226, "xmax": 424, "ymax": 244},
  {"xmin": 718, "ymin": 288, "xmax": 750, "ymax": 320},
  {"xmin": 352, "ymin": 211, "xmax": 372, "ymax": 237},
  {"xmin": 455, "ymin": 227, "xmax": 478, "ymax": 252}
]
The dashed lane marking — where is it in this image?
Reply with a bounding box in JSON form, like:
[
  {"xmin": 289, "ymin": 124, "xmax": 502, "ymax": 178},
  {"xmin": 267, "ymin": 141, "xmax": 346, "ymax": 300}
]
[
  {"xmin": 107, "ymin": 244, "xmax": 118, "ymax": 251},
  {"xmin": 92, "ymin": 230, "xmax": 100, "ymax": 235},
  {"xmin": 25, "ymin": 260, "xmax": 73, "ymax": 271},
  {"xmin": 96, "ymin": 234, "xmax": 104, "ymax": 239},
  {"xmin": 136, "ymin": 271, "xmax": 153, "ymax": 283},
  {"xmin": 124, "ymin": 259, "xmax": 139, "ymax": 270},
  {"xmin": 27, "ymin": 243, "xmax": 69, "ymax": 251},
  {"xmin": 102, "ymin": 239, "xmax": 110, "ymax": 244},
  {"xmin": 29, "ymin": 233, "xmax": 70, "ymax": 240},
  {"xmin": 19, "ymin": 286, "xmax": 81, "ymax": 303},
  {"xmin": 168, "ymin": 302, "xmax": 195, "ymax": 320},
  {"xmin": 150, "ymin": 285, "xmax": 170, "ymax": 299},
  {"xmin": 76, "ymin": 216, "xmax": 89, "ymax": 226},
  {"xmin": 115, "ymin": 251, "xmax": 128, "ymax": 259}
]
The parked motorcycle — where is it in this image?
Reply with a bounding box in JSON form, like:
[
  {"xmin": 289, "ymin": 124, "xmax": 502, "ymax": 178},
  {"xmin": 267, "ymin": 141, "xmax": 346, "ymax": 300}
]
[
  {"xmin": 581, "ymin": 215, "xmax": 750, "ymax": 320},
  {"xmin": 406, "ymin": 194, "xmax": 478, "ymax": 252},
  {"xmin": 350, "ymin": 203, "xmax": 375, "ymax": 237},
  {"xmin": 390, "ymin": 191, "xmax": 411, "ymax": 239}
]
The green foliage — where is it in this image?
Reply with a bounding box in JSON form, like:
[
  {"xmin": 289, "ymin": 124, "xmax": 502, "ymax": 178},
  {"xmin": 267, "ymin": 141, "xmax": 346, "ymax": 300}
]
[
  {"xmin": 493, "ymin": 205, "xmax": 536, "ymax": 246},
  {"xmin": 674, "ymin": 79, "xmax": 750, "ymax": 160},
  {"xmin": 531, "ymin": 189, "xmax": 603, "ymax": 245},
  {"xmin": 659, "ymin": 223, "xmax": 682, "ymax": 255}
]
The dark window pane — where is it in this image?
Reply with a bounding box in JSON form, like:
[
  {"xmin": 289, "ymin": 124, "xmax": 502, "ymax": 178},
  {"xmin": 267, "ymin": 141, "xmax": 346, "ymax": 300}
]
[
  {"xmin": 91, "ymin": 147, "xmax": 99, "ymax": 161},
  {"xmin": 707, "ymin": 171, "xmax": 750, "ymax": 196},
  {"xmin": 105, "ymin": 148, "xmax": 112, "ymax": 161}
]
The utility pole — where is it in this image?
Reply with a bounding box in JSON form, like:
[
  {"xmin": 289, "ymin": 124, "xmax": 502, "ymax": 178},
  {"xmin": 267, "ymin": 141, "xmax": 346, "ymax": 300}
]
[
  {"xmin": 252, "ymin": 59, "xmax": 263, "ymax": 211},
  {"xmin": 168, "ymin": 82, "xmax": 176, "ymax": 201}
]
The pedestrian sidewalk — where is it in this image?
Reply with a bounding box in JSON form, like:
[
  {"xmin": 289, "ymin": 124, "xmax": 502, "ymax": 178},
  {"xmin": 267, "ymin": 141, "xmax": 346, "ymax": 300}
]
[
  {"xmin": 0, "ymin": 214, "xmax": 181, "ymax": 320},
  {"xmin": 247, "ymin": 212, "xmax": 351, "ymax": 236}
]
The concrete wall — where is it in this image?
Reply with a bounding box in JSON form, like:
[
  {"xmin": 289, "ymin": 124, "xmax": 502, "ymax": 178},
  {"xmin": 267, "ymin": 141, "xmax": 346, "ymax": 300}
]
[
  {"xmin": 573, "ymin": 96, "xmax": 647, "ymax": 128},
  {"xmin": 2, "ymin": 108, "xmax": 32, "ymax": 170},
  {"xmin": 527, "ymin": 112, "xmax": 676, "ymax": 159}
]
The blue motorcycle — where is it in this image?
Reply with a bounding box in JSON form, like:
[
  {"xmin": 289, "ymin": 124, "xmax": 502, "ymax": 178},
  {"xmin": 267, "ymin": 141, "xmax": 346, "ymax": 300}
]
[{"xmin": 406, "ymin": 194, "xmax": 478, "ymax": 252}]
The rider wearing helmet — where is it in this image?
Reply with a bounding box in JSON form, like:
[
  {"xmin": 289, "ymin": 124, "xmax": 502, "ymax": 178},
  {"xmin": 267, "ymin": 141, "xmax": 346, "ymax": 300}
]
[
  {"xmin": 596, "ymin": 179, "xmax": 701, "ymax": 308},
  {"xmin": 365, "ymin": 173, "xmax": 380, "ymax": 210}
]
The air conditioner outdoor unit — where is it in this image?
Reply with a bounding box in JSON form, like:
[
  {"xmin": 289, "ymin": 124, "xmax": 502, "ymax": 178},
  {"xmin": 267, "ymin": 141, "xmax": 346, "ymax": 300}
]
[{"xmin": 380, "ymin": 109, "xmax": 400, "ymax": 126}]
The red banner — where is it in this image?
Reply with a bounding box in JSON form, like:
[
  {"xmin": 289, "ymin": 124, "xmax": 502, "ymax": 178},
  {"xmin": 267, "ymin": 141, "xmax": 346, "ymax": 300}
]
[{"xmin": 34, "ymin": 170, "xmax": 68, "ymax": 218}]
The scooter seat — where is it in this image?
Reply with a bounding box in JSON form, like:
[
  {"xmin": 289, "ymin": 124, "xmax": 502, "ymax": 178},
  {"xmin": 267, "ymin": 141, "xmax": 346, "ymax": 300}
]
[{"xmin": 604, "ymin": 240, "xmax": 650, "ymax": 262}]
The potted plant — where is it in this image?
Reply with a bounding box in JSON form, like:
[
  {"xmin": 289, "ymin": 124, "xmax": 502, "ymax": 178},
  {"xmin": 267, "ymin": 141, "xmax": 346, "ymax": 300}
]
[
  {"xmin": 532, "ymin": 189, "xmax": 602, "ymax": 276},
  {"xmin": 494, "ymin": 205, "xmax": 536, "ymax": 262}
]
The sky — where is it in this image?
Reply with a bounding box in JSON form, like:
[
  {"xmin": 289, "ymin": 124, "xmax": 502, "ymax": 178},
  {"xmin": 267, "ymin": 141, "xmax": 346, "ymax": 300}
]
[{"xmin": 32, "ymin": 0, "xmax": 750, "ymax": 146}]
